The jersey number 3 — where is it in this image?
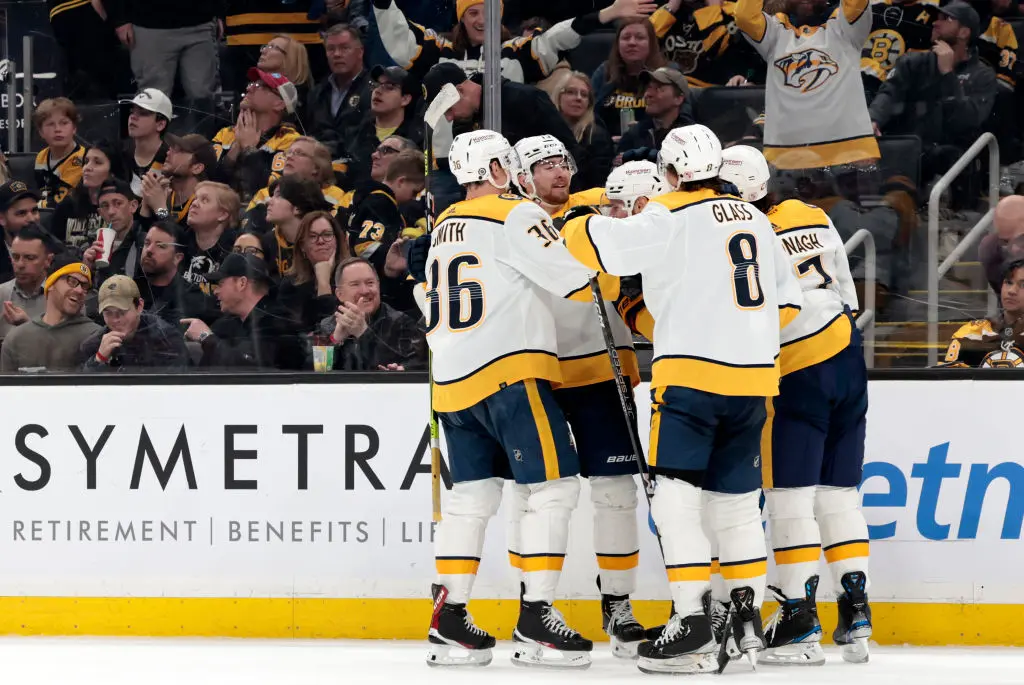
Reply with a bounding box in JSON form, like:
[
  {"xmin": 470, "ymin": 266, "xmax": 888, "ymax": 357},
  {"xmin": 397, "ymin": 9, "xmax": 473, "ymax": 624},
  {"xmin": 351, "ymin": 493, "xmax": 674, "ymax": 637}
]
[
  {"xmin": 728, "ymin": 232, "xmax": 764, "ymax": 309},
  {"xmin": 426, "ymin": 254, "xmax": 485, "ymax": 333}
]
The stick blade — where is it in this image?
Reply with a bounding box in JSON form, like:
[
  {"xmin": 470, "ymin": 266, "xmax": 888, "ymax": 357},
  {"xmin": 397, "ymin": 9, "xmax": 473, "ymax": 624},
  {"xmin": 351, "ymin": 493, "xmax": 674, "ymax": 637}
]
[{"xmin": 424, "ymin": 83, "xmax": 460, "ymax": 129}]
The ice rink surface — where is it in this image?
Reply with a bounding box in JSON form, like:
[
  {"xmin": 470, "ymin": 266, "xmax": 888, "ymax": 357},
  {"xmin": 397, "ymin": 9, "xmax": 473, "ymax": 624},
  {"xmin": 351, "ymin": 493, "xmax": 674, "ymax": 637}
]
[{"xmin": 1, "ymin": 638, "xmax": 1022, "ymax": 685}]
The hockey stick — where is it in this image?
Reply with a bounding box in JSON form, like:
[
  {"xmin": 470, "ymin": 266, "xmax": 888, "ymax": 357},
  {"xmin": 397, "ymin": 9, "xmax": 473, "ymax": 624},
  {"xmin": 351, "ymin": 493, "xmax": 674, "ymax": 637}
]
[{"xmin": 423, "ymin": 84, "xmax": 461, "ymax": 523}]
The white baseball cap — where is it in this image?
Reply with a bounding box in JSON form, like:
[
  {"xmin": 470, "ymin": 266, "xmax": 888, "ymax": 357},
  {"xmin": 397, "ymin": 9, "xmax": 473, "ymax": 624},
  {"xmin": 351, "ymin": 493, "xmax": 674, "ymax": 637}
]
[{"xmin": 120, "ymin": 88, "xmax": 174, "ymax": 120}]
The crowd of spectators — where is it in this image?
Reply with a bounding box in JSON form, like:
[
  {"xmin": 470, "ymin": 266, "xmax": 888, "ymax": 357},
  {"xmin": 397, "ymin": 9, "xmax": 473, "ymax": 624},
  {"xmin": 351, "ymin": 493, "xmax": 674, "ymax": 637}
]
[{"xmin": 3, "ymin": 0, "xmax": 1021, "ymax": 373}]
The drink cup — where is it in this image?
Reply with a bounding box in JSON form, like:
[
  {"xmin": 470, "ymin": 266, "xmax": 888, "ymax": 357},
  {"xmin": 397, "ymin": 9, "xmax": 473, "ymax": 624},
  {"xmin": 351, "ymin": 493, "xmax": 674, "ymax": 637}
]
[{"xmin": 94, "ymin": 227, "xmax": 116, "ymax": 269}]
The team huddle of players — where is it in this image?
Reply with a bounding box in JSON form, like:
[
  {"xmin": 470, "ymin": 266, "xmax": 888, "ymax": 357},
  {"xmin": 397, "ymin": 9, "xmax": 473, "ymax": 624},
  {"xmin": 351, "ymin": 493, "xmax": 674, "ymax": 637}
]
[{"xmin": 419, "ymin": 123, "xmax": 872, "ymax": 675}]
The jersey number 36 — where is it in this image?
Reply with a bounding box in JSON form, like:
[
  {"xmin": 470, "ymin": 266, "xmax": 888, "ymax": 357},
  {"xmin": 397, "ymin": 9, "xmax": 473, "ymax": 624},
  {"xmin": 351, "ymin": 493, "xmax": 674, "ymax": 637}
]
[{"xmin": 425, "ymin": 254, "xmax": 485, "ymax": 333}]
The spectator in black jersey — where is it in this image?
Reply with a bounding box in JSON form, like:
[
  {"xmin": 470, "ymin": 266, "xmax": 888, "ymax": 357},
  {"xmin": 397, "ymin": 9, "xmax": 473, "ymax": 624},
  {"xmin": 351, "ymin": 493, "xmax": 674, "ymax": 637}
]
[
  {"xmin": 261, "ymin": 176, "xmax": 331, "ymax": 279},
  {"xmin": 183, "ymin": 181, "xmax": 241, "ymax": 295},
  {"xmin": 33, "ymin": 97, "xmax": 85, "ymax": 209},
  {"xmin": 0, "ymin": 181, "xmax": 42, "ymax": 283},
  {"xmin": 545, "ymin": 70, "xmax": 615, "ymax": 191},
  {"xmin": 137, "ymin": 134, "xmax": 216, "ymax": 225},
  {"xmin": 617, "ymin": 66, "xmax": 694, "ymax": 157},
  {"xmin": 136, "ymin": 221, "xmax": 214, "ymax": 325},
  {"xmin": 308, "ymin": 24, "xmax": 372, "ymax": 159},
  {"xmin": 213, "ymin": 69, "xmax": 302, "ymax": 204},
  {"xmin": 348, "ymin": 66, "xmax": 425, "ymax": 184},
  {"xmin": 183, "ymin": 253, "xmax": 308, "ymax": 370},
  {"xmin": 51, "ymin": 141, "xmax": 128, "ymax": 251},
  {"xmin": 278, "ymin": 211, "xmax": 350, "ymax": 332},
  {"xmin": 120, "ymin": 89, "xmax": 172, "ymax": 198},
  {"xmin": 81, "ymin": 180, "xmax": 145, "ymax": 288},
  {"xmin": 590, "ymin": 17, "xmax": 667, "ymax": 140}
]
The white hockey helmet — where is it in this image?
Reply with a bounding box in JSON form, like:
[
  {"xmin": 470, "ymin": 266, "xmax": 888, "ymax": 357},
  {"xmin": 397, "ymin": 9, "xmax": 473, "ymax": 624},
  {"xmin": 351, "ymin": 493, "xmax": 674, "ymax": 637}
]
[
  {"xmin": 719, "ymin": 145, "xmax": 771, "ymax": 202},
  {"xmin": 657, "ymin": 124, "xmax": 723, "ymax": 187},
  {"xmin": 448, "ymin": 129, "xmax": 519, "ymax": 189},
  {"xmin": 513, "ymin": 134, "xmax": 577, "ymax": 198},
  {"xmin": 605, "ymin": 161, "xmax": 669, "ymax": 214}
]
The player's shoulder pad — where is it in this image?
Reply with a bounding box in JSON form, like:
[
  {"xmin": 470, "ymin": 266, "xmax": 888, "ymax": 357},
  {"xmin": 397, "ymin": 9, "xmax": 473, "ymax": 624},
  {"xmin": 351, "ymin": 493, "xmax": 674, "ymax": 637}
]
[{"xmin": 770, "ymin": 199, "xmax": 830, "ymax": 232}]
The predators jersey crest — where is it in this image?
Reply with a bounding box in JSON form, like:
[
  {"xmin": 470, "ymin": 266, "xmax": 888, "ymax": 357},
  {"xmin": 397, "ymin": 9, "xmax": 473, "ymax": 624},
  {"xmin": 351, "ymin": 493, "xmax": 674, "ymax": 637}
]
[{"xmin": 774, "ymin": 48, "xmax": 839, "ymax": 92}]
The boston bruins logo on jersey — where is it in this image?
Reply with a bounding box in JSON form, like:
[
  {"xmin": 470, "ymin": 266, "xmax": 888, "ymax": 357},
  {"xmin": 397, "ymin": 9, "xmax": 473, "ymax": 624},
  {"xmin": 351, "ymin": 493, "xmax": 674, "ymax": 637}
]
[
  {"xmin": 865, "ymin": 28, "xmax": 907, "ymax": 74},
  {"xmin": 775, "ymin": 48, "xmax": 839, "ymax": 92},
  {"xmin": 980, "ymin": 345, "xmax": 1024, "ymax": 368},
  {"xmin": 664, "ymin": 27, "xmax": 703, "ymax": 74}
]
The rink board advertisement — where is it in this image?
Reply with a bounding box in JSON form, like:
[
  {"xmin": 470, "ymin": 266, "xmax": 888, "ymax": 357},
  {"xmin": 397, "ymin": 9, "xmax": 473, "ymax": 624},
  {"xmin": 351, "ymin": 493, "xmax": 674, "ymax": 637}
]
[{"xmin": 0, "ymin": 379, "xmax": 1020, "ymax": 642}]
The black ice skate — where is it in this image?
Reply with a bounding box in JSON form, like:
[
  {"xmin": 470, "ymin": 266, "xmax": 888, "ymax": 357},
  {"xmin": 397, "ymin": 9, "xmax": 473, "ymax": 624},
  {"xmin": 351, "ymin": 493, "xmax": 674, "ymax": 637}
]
[
  {"xmin": 759, "ymin": 576, "xmax": 826, "ymax": 666},
  {"xmin": 727, "ymin": 586, "xmax": 765, "ymax": 669},
  {"xmin": 704, "ymin": 591, "xmax": 740, "ymax": 662},
  {"xmin": 636, "ymin": 611, "xmax": 718, "ymax": 675},
  {"xmin": 602, "ymin": 593, "xmax": 646, "ymax": 659},
  {"xmin": 834, "ymin": 571, "xmax": 872, "ymax": 664},
  {"xmin": 426, "ymin": 584, "xmax": 495, "ymax": 667},
  {"xmin": 512, "ymin": 600, "xmax": 593, "ymax": 669}
]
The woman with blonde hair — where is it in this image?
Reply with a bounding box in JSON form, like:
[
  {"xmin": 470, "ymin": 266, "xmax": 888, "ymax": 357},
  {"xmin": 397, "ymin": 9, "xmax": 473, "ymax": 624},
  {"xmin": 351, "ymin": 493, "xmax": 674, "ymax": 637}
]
[
  {"xmin": 590, "ymin": 17, "xmax": 667, "ymax": 139},
  {"xmin": 547, "ymin": 70, "xmax": 614, "ymax": 190},
  {"xmin": 278, "ymin": 210, "xmax": 350, "ymax": 332},
  {"xmin": 256, "ymin": 34, "xmax": 313, "ymax": 127}
]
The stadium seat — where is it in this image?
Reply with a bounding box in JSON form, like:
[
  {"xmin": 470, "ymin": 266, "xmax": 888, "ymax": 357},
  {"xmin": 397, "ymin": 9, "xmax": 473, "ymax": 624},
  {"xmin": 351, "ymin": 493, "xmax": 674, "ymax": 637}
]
[
  {"xmin": 6, "ymin": 152, "xmax": 37, "ymax": 190},
  {"xmin": 1007, "ymin": 17, "xmax": 1024, "ymax": 43},
  {"xmin": 877, "ymin": 134, "xmax": 922, "ymax": 189},
  {"xmin": 568, "ymin": 31, "xmax": 615, "ymax": 81},
  {"xmin": 692, "ymin": 86, "xmax": 765, "ymax": 145}
]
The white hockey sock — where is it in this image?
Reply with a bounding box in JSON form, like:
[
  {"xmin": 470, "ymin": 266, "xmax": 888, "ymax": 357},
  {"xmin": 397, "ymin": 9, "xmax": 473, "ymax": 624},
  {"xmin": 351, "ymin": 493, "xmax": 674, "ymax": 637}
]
[
  {"xmin": 706, "ymin": 490, "xmax": 768, "ymax": 608},
  {"xmin": 591, "ymin": 475, "xmax": 639, "ymax": 596},
  {"xmin": 435, "ymin": 477, "xmax": 503, "ymax": 605},
  {"xmin": 505, "ymin": 482, "xmax": 530, "ymax": 587},
  {"xmin": 652, "ymin": 477, "xmax": 710, "ymax": 615},
  {"xmin": 765, "ymin": 487, "xmax": 822, "ymax": 600},
  {"xmin": 815, "ymin": 486, "xmax": 870, "ymax": 591},
  {"xmin": 701, "ymin": 492, "xmax": 727, "ymax": 604},
  {"xmin": 521, "ymin": 476, "xmax": 580, "ymax": 604}
]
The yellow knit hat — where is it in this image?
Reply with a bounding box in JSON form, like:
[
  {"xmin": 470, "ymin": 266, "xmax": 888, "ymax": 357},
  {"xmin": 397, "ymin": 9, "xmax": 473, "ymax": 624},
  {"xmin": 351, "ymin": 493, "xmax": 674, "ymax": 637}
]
[{"xmin": 457, "ymin": 0, "xmax": 503, "ymax": 21}]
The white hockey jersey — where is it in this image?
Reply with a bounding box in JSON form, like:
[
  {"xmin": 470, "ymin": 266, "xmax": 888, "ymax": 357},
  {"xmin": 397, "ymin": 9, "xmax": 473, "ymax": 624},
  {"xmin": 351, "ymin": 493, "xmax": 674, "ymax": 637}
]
[
  {"xmin": 735, "ymin": 0, "xmax": 880, "ymax": 169},
  {"xmin": 425, "ymin": 193, "xmax": 592, "ymax": 412},
  {"xmin": 549, "ymin": 191, "xmax": 638, "ymax": 389},
  {"xmin": 768, "ymin": 199, "xmax": 859, "ymax": 375},
  {"xmin": 563, "ymin": 188, "xmax": 803, "ymax": 397}
]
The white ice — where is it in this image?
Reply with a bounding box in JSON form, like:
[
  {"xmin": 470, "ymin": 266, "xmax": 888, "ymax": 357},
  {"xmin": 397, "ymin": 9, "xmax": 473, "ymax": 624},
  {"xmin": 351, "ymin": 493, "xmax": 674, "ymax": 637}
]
[{"xmin": 2, "ymin": 638, "xmax": 1021, "ymax": 685}]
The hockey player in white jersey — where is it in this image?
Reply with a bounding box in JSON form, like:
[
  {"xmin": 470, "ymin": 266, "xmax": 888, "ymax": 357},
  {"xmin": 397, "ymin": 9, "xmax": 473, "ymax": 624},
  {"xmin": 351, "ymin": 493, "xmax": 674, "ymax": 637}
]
[
  {"xmin": 425, "ymin": 130, "xmax": 595, "ymax": 669},
  {"xmin": 604, "ymin": 161, "xmax": 670, "ymax": 219},
  {"xmin": 720, "ymin": 145, "xmax": 872, "ymax": 665},
  {"xmin": 504, "ymin": 135, "xmax": 661, "ymax": 658},
  {"xmin": 560, "ymin": 124, "xmax": 804, "ymax": 675}
]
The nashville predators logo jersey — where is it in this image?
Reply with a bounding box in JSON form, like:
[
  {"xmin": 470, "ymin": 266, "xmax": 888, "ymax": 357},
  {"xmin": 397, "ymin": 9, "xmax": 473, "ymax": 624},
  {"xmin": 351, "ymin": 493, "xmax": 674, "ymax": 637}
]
[
  {"xmin": 775, "ymin": 48, "xmax": 840, "ymax": 92},
  {"xmin": 769, "ymin": 199, "xmax": 859, "ymax": 375},
  {"xmin": 425, "ymin": 193, "xmax": 592, "ymax": 412},
  {"xmin": 35, "ymin": 144, "xmax": 84, "ymax": 208}
]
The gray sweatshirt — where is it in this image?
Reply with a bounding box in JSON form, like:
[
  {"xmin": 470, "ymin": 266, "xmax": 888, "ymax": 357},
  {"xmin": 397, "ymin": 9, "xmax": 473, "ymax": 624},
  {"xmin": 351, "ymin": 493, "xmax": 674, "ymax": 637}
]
[{"xmin": 0, "ymin": 314, "xmax": 101, "ymax": 372}]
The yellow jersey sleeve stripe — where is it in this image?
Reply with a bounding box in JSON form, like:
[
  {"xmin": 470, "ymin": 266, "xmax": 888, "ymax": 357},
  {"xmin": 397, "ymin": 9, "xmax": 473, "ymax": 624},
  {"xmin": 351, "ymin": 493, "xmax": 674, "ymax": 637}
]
[
  {"xmin": 524, "ymin": 379, "xmax": 561, "ymax": 481},
  {"xmin": 823, "ymin": 540, "xmax": 870, "ymax": 563},
  {"xmin": 519, "ymin": 554, "xmax": 566, "ymax": 572},
  {"xmin": 719, "ymin": 557, "xmax": 768, "ymax": 580},
  {"xmin": 430, "ymin": 350, "xmax": 561, "ymax": 413},
  {"xmin": 773, "ymin": 544, "xmax": 822, "ymax": 565},
  {"xmin": 435, "ymin": 557, "xmax": 481, "ymax": 575},
  {"xmin": 652, "ymin": 355, "xmax": 781, "ymax": 397},
  {"xmin": 596, "ymin": 551, "xmax": 641, "ymax": 571},
  {"xmin": 666, "ymin": 563, "xmax": 712, "ymax": 583},
  {"xmin": 555, "ymin": 348, "xmax": 640, "ymax": 390},
  {"xmin": 780, "ymin": 303, "xmax": 801, "ymax": 329}
]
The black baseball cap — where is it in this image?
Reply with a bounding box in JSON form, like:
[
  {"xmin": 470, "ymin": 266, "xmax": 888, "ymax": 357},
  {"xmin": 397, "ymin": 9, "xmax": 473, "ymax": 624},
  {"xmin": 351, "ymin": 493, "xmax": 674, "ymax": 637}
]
[
  {"xmin": 207, "ymin": 252, "xmax": 272, "ymax": 285},
  {"xmin": 937, "ymin": 1, "xmax": 981, "ymax": 40},
  {"xmin": 423, "ymin": 62, "xmax": 468, "ymax": 104},
  {"xmin": 0, "ymin": 180, "xmax": 39, "ymax": 211},
  {"xmin": 370, "ymin": 65, "xmax": 421, "ymax": 99},
  {"xmin": 97, "ymin": 178, "xmax": 137, "ymax": 201}
]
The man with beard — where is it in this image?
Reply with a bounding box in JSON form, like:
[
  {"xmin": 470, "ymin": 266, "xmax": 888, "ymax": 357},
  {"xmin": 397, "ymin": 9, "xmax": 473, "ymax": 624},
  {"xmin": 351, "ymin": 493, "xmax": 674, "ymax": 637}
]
[
  {"xmin": 0, "ymin": 224, "xmax": 58, "ymax": 342},
  {"xmin": 80, "ymin": 275, "xmax": 190, "ymax": 371},
  {"xmin": 183, "ymin": 181, "xmax": 241, "ymax": 295},
  {"xmin": 136, "ymin": 221, "xmax": 215, "ymax": 325},
  {"xmin": 0, "ymin": 181, "xmax": 42, "ymax": 283},
  {"xmin": 182, "ymin": 252, "xmax": 307, "ymax": 369},
  {"xmin": 617, "ymin": 67, "xmax": 694, "ymax": 155},
  {"xmin": 138, "ymin": 134, "xmax": 217, "ymax": 224},
  {"xmin": 120, "ymin": 89, "xmax": 172, "ymax": 197},
  {"xmin": 0, "ymin": 254, "xmax": 101, "ymax": 372}
]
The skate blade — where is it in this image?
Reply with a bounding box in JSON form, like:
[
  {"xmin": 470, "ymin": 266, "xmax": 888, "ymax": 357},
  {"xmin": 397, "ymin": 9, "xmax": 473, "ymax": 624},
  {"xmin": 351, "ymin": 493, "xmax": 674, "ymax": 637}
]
[
  {"xmin": 610, "ymin": 636, "xmax": 641, "ymax": 660},
  {"xmin": 757, "ymin": 641, "xmax": 826, "ymax": 666},
  {"xmin": 426, "ymin": 643, "xmax": 493, "ymax": 667},
  {"xmin": 637, "ymin": 651, "xmax": 718, "ymax": 675},
  {"xmin": 511, "ymin": 643, "xmax": 591, "ymax": 670},
  {"xmin": 840, "ymin": 637, "xmax": 870, "ymax": 664}
]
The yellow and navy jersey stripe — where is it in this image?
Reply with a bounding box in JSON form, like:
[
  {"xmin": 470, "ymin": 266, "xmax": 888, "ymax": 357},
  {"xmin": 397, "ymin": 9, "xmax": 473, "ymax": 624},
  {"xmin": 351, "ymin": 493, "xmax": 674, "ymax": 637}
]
[
  {"xmin": 171, "ymin": 192, "xmax": 195, "ymax": 224},
  {"xmin": 979, "ymin": 16, "xmax": 1019, "ymax": 90},
  {"xmin": 225, "ymin": 10, "xmax": 321, "ymax": 47},
  {"xmin": 48, "ymin": 0, "xmax": 92, "ymax": 20},
  {"xmin": 432, "ymin": 349, "xmax": 562, "ymax": 414},
  {"xmin": 35, "ymin": 145, "xmax": 84, "ymax": 208},
  {"xmin": 556, "ymin": 347, "xmax": 640, "ymax": 390}
]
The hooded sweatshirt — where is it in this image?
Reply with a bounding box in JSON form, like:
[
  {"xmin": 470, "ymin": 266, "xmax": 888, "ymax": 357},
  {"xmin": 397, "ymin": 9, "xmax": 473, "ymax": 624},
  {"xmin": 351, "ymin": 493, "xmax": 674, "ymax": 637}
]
[{"xmin": 0, "ymin": 314, "xmax": 101, "ymax": 372}]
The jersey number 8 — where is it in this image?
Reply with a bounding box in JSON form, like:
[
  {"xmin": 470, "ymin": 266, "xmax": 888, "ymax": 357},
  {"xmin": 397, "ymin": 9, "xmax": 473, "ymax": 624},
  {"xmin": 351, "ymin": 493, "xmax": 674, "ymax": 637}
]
[
  {"xmin": 425, "ymin": 254, "xmax": 485, "ymax": 333},
  {"xmin": 728, "ymin": 232, "xmax": 764, "ymax": 309}
]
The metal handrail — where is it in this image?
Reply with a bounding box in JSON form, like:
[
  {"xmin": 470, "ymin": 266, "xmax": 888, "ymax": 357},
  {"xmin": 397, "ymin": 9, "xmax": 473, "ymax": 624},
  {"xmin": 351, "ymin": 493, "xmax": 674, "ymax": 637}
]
[
  {"xmin": 845, "ymin": 229, "xmax": 876, "ymax": 369},
  {"xmin": 21, "ymin": 35, "xmax": 32, "ymax": 154},
  {"xmin": 927, "ymin": 132, "xmax": 1000, "ymax": 366},
  {"xmin": 6, "ymin": 58, "xmax": 16, "ymax": 154}
]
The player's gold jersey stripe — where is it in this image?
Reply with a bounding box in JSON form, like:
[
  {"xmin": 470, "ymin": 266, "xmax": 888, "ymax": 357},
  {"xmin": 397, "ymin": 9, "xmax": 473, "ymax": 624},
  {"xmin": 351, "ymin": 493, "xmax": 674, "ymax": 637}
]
[
  {"xmin": 524, "ymin": 379, "xmax": 560, "ymax": 480},
  {"xmin": 648, "ymin": 387, "xmax": 667, "ymax": 468},
  {"xmin": 761, "ymin": 397, "xmax": 775, "ymax": 489}
]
